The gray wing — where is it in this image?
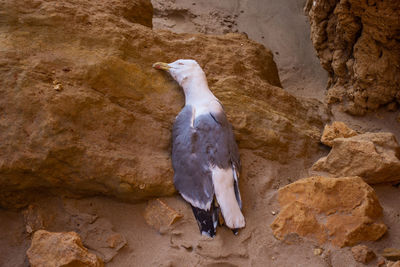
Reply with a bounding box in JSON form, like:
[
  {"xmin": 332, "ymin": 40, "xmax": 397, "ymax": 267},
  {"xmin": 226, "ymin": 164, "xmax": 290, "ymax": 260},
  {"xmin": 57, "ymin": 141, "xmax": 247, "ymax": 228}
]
[
  {"xmin": 172, "ymin": 106, "xmax": 214, "ymax": 210},
  {"xmin": 209, "ymin": 106, "xmax": 242, "ymax": 209},
  {"xmin": 172, "ymin": 104, "xmax": 241, "ymax": 210}
]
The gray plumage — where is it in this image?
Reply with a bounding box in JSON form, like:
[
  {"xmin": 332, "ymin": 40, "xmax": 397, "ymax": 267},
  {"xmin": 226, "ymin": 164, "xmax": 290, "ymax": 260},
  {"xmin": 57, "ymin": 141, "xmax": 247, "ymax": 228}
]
[{"xmin": 172, "ymin": 105, "xmax": 241, "ymax": 210}]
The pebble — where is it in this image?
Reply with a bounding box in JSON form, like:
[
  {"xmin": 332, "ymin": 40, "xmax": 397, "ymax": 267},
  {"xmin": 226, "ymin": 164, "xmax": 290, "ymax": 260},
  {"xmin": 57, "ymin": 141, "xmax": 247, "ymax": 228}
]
[
  {"xmin": 53, "ymin": 83, "xmax": 63, "ymax": 91},
  {"xmin": 314, "ymin": 248, "xmax": 323, "ymax": 256}
]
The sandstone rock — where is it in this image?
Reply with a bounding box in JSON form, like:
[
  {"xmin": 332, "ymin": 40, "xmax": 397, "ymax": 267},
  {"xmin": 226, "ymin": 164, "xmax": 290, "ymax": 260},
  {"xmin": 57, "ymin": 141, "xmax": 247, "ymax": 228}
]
[
  {"xmin": 0, "ymin": 0, "xmax": 326, "ymax": 207},
  {"xmin": 27, "ymin": 230, "xmax": 103, "ymax": 267},
  {"xmin": 312, "ymin": 132, "xmax": 400, "ymax": 184},
  {"xmin": 320, "ymin": 121, "xmax": 357, "ymax": 147},
  {"xmin": 270, "ymin": 176, "xmax": 387, "ymax": 247},
  {"xmin": 351, "ymin": 245, "xmax": 376, "ymax": 263},
  {"xmin": 382, "ymin": 248, "xmax": 400, "ymax": 261},
  {"xmin": 144, "ymin": 198, "xmax": 182, "ymax": 232},
  {"xmin": 305, "ymin": 0, "xmax": 400, "ymax": 114}
]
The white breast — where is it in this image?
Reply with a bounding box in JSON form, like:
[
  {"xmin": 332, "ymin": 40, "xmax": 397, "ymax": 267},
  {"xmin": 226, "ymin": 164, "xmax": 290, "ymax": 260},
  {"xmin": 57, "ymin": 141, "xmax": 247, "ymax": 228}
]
[{"xmin": 192, "ymin": 100, "xmax": 222, "ymax": 119}]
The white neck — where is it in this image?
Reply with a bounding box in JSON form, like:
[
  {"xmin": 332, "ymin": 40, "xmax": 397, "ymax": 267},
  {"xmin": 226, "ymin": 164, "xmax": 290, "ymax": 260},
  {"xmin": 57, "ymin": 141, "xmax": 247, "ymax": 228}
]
[{"xmin": 181, "ymin": 75, "xmax": 217, "ymax": 107}]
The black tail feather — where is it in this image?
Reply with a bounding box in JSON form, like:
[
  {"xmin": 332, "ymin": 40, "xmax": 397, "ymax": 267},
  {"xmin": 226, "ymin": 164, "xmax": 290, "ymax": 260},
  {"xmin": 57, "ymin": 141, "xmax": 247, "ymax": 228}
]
[{"xmin": 191, "ymin": 203, "xmax": 218, "ymax": 238}]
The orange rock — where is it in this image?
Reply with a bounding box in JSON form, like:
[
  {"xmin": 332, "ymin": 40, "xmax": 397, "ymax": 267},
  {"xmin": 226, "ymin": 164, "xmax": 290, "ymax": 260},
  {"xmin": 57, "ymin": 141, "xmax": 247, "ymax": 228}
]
[
  {"xmin": 143, "ymin": 199, "xmax": 183, "ymax": 232},
  {"xmin": 271, "ymin": 176, "xmax": 387, "ymax": 247},
  {"xmin": 313, "ymin": 132, "xmax": 400, "ymax": 184},
  {"xmin": 320, "ymin": 121, "xmax": 357, "ymax": 147},
  {"xmin": 27, "ymin": 230, "xmax": 103, "ymax": 267}
]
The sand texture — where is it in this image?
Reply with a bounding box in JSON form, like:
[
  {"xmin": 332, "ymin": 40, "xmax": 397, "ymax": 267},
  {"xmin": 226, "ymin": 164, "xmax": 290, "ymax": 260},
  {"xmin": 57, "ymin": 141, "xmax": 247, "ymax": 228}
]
[{"xmin": 0, "ymin": 0, "xmax": 399, "ymax": 266}]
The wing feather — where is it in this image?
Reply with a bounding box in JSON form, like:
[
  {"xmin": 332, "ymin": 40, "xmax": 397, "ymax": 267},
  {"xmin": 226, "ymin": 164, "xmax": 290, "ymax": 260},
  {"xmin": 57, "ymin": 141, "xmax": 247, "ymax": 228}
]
[{"xmin": 172, "ymin": 104, "xmax": 241, "ymax": 211}]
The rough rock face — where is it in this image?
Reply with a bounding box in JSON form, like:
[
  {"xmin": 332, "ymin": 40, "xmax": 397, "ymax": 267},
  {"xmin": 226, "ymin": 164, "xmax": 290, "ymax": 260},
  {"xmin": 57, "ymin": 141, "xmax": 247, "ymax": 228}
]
[
  {"xmin": 27, "ymin": 230, "xmax": 103, "ymax": 267},
  {"xmin": 305, "ymin": 0, "xmax": 400, "ymax": 115},
  {"xmin": 320, "ymin": 121, "xmax": 357, "ymax": 147},
  {"xmin": 0, "ymin": 0, "xmax": 326, "ymax": 207},
  {"xmin": 270, "ymin": 176, "xmax": 387, "ymax": 247},
  {"xmin": 313, "ymin": 132, "xmax": 400, "ymax": 184}
]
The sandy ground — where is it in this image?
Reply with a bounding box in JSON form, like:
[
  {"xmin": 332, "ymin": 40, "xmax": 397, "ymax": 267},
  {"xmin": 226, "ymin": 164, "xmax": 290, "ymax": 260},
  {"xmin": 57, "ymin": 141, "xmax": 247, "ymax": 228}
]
[{"xmin": 1, "ymin": 0, "xmax": 400, "ymax": 266}]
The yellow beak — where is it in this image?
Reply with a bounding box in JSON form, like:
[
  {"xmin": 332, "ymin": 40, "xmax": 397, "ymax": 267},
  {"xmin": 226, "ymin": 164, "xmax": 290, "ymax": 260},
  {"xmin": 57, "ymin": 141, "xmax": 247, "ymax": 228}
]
[{"xmin": 152, "ymin": 62, "xmax": 171, "ymax": 71}]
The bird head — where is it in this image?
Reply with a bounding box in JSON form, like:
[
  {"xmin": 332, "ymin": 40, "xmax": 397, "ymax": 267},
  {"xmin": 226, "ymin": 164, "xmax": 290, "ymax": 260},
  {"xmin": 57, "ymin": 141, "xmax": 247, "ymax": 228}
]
[{"xmin": 153, "ymin": 59, "xmax": 205, "ymax": 87}]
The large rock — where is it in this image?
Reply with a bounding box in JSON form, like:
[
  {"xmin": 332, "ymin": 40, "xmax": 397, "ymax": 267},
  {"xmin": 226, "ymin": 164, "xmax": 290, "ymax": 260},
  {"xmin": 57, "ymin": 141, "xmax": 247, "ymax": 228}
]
[
  {"xmin": 312, "ymin": 132, "xmax": 400, "ymax": 184},
  {"xmin": 305, "ymin": 0, "xmax": 400, "ymax": 114},
  {"xmin": 27, "ymin": 230, "xmax": 103, "ymax": 267},
  {"xmin": 0, "ymin": 0, "xmax": 326, "ymax": 207},
  {"xmin": 270, "ymin": 176, "xmax": 387, "ymax": 247}
]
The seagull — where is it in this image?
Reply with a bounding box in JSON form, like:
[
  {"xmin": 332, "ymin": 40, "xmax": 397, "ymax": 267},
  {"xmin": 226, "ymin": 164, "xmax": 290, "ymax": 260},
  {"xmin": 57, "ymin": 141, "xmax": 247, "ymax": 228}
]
[{"xmin": 153, "ymin": 59, "xmax": 245, "ymax": 237}]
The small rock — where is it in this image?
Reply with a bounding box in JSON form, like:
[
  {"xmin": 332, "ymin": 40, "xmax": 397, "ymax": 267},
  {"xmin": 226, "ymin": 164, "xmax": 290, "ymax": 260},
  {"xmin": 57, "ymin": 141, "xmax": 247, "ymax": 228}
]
[
  {"xmin": 351, "ymin": 245, "xmax": 376, "ymax": 263},
  {"xmin": 320, "ymin": 121, "xmax": 357, "ymax": 147},
  {"xmin": 314, "ymin": 248, "xmax": 323, "ymax": 256},
  {"xmin": 271, "ymin": 211, "xmax": 277, "ymax": 215},
  {"xmin": 143, "ymin": 199, "xmax": 183, "ymax": 232},
  {"xmin": 52, "ymin": 80, "xmax": 63, "ymax": 91},
  {"xmin": 53, "ymin": 83, "xmax": 63, "ymax": 91},
  {"xmin": 382, "ymin": 248, "xmax": 400, "ymax": 261},
  {"xmin": 27, "ymin": 230, "xmax": 103, "ymax": 267},
  {"xmin": 313, "ymin": 132, "xmax": 400, "ymax": 184}
]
